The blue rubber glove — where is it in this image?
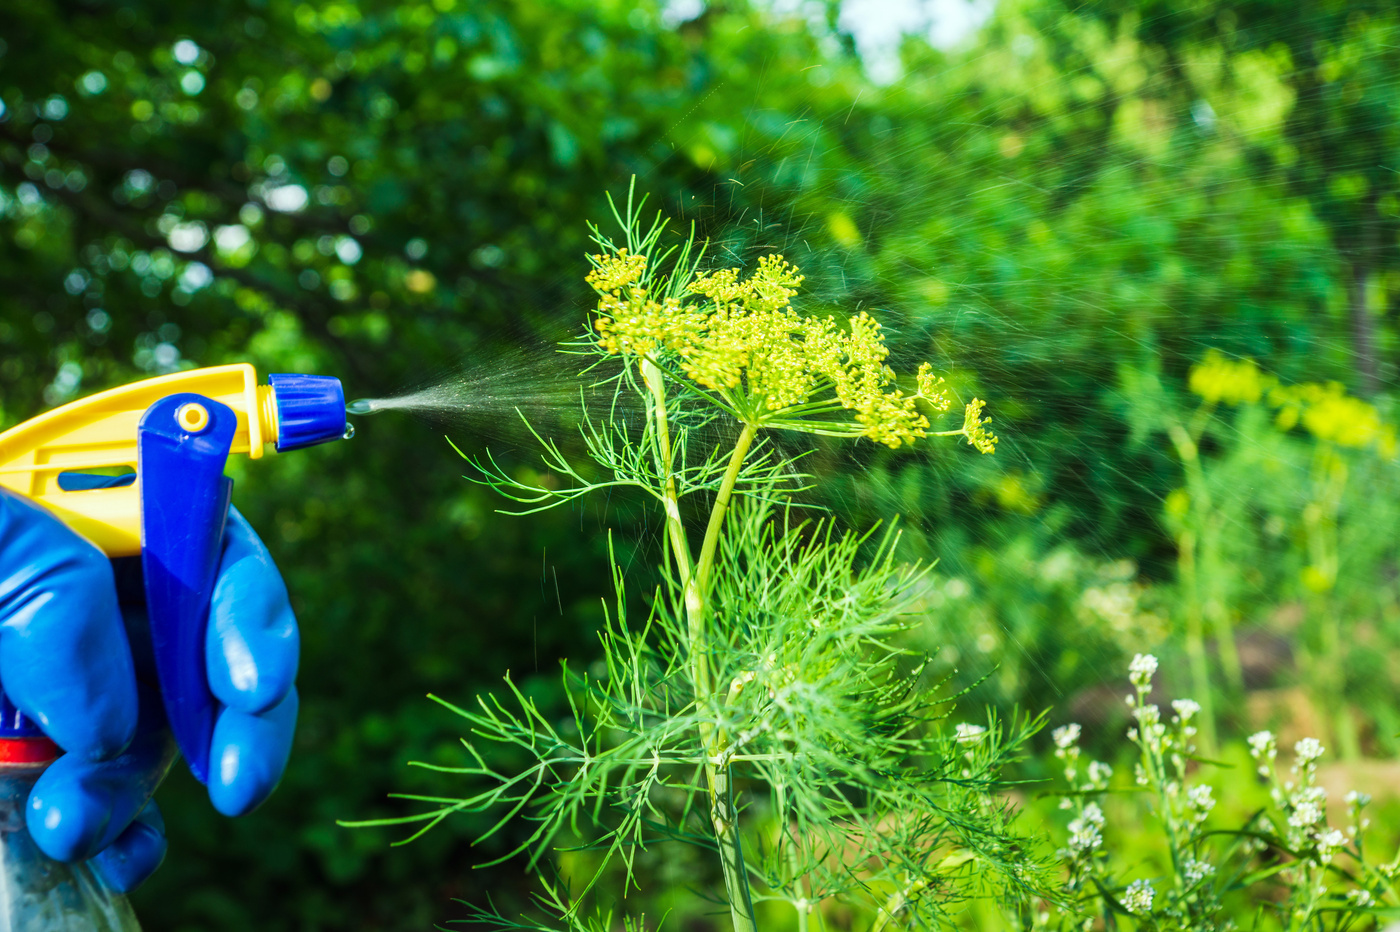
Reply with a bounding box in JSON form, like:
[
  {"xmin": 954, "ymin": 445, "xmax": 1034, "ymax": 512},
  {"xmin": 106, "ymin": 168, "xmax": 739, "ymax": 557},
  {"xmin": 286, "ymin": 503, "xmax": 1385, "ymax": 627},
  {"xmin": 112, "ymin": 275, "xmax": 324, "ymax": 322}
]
[{"xmin": 0, "ymin": 485, "xmax": 299, "ymax": 892}]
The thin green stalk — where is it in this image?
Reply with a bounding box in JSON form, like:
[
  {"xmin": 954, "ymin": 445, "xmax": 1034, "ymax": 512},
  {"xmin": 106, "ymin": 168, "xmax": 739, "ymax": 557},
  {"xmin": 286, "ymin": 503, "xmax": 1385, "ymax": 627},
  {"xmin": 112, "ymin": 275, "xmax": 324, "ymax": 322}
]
[
  {"xmin": 646, "ymin": 367, "xmax": 759, "ymax": 932},
  {"xmin": 1167, "ymin": 422, "xmax": 1244, "ymax": 700},
  {"xmin": 688, "ymin": 420, "xmax": 760, "ymax": 932},
  {"xmin": 1302, "ymin": 443, "xmax": 1359, "ymax": 761},
  {"xmin": 642, "ymin": 358, "xmax": 694, "ymax": 585},
  {"xmin": 1176, "ymin": 528, "xmax": 1217, "ymax": 754},
  {"xmin": 869, "ymin": 876, "xmax": 927, "ymax": 932},
  {"xmin": 776, "ymin": 780, "xmax": 811, "ymax": 932},
  {"xmin": 694, "ymin": 422, "xmax": 758, "ymax": 598}
]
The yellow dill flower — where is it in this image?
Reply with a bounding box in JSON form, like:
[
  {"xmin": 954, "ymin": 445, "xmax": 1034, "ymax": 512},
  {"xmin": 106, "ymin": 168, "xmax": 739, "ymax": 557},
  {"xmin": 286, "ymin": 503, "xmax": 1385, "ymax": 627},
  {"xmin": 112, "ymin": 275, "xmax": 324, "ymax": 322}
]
[
  {"xmin": 1189, "ymin": 350, "xmax": 1273, "ymax": 405},
  {"xmin": 585, "ymin": 248, "xmax": 648, "ymax": 293},
  {"xmin": 961, "ymin": 398, "xmax": 998, "ymax": 454},
  {"xmin": 915, "ymin": 362, "xmax": 952, "ymax": 412},
  {"xmin": 1188, "ymin": 349, "xmax": 1395, "ymax": 459},
  {"xmin": 593, "ymin": 292, "xmax": 692, "ymax": 357},
  {"xmin": 1287, "ymin": 383, "xmax": 1382, "ymax": 449},
  {"xmin": 590, "ymin": 247, "xmax": 990, "ymax": 451},
  {"xmin": 1266, "ymin": 381, "xmax": 1384, "ymax": 450}
]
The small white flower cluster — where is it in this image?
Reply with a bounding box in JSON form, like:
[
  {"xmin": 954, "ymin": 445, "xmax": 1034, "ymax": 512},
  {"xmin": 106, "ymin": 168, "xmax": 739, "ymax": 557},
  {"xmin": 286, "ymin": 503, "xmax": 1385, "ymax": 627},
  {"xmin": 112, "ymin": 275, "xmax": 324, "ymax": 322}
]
[
  {"xmin": 1128, "ymin": 653, "xmax": 1158, "ymax": 688},
  {"xmin": 1183, "ymin": 857, "xmax": 1215, "ymax": 885},
  {"xmin": 1287, "ymin": 786, "xmax": 1327, "ymax": 839},
  {"xmin": 1247, "ymin": 730, "xmax": 1277, "ymax": 776},
  {"xmin": 1315, "ymin": 828, "xmax": 1347, "ymax": 865},
  {"xmin": 1052, "ymin": 722, "xmax": 1113, "ymax": 802},
  {"xmin": 1282, "ymin": 738, "xmax": 1330, "ymax": 854},
  {"xmin": 1053, "ymin": 722, "xmax": 1082, "ymax": 788},
  {"xmin": 1254, "ymin": 733, "xmax": 1375, "ymax": 885},
  {"xmin": 1128, "ymin": 700, "xmax": 1167, "ymax": 750},
  {"xmin": 1186, "ymin": 783, "xmax": 1216, "ymax": 826},
  {"xmin": 1346, "ymin": 790, "xmax": 1372, "ymax": 836},
  {"xmin": 1294, "ymin": 737, "xmax": 1325, "ymax": 766},
  {"xmin": 955, "ymin": 722, "xmax": 988, "ymax": 744},
  {"xmin": 1171, "ymin": 698, "xmax": 1200, "ymax": 720},
  {"xmin": 1066, "ymin": 803, "xmax": 1105, "ymax": 856},
  {"xmin": 1053, "ymin": 723, "xmax": 1082, "ymax": 749},
  {"xmin": 1123, "ymin": 879, "xmax": 1154, "ymax": 914}
]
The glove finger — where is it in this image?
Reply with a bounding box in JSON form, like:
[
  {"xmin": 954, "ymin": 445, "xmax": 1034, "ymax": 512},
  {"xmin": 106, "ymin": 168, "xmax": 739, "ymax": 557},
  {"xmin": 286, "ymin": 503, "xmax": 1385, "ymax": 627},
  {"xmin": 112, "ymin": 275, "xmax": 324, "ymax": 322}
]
[
  {"xmin": 206, "ymin": 508, "xmax": 298, "ymax": 715},
  {"xmin": 0, "ymin": 490, "xmax": 137, "ymax": 760},
  {"xmin": 89, "ymin": 800, "xmax": 167, "ymax": 894},
  {"xmin": 208, "ymin": 685, "xmax": 298, "ymax": 817},
  {"xmin": 25, "ymin": 685, "xmax": 177, "ymax": 862}
]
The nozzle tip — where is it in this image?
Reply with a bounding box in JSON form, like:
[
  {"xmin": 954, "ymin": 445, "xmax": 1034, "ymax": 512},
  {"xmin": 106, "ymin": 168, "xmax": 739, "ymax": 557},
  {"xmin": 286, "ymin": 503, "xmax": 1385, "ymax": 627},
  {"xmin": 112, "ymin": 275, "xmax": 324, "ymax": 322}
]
[{"xmin": 346, "ymin": 398, "xmax": 375, "ymax": 416}]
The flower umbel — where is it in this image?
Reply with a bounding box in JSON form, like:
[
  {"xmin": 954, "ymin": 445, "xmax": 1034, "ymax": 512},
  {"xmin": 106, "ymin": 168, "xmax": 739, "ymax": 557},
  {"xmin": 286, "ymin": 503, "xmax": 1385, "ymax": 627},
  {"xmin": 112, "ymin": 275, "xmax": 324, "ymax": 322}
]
[{"xmin": 588, "ymin": 237, "xmax": 993, "ymax": 451}]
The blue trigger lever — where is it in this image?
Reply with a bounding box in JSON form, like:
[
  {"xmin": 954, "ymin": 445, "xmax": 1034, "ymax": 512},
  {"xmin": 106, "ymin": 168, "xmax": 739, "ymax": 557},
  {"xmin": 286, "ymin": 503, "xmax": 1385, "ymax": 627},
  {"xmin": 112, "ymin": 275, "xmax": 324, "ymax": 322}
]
[{"xmin": 137, "ymin": 393, "xmax": 238, "ymax": 784}]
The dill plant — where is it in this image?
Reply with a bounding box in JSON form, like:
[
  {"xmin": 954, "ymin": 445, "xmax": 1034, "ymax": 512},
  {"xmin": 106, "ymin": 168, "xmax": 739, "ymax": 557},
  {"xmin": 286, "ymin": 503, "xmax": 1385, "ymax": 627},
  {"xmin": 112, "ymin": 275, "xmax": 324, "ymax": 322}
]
[{"xmin": 348, "ymin": 187, "xmax": 1055, "ymax": 930}]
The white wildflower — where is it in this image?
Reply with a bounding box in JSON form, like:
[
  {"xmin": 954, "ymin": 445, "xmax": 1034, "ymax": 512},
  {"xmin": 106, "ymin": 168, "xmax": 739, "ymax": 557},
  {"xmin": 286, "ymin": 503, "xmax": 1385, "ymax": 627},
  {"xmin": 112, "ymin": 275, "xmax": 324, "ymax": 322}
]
[
  {"xmin": 1171, "ymin": 699, "xmax": 1200, "ymax": 721},
  {"xmin": 1123, "ymin": 879, "xmax": 1154, "ymax": 914},
  {"xmin": 1316, "ymin": 828, "xmax": 1346, "ymax": 864},
  {"xmin": 1183, "ymin": 858, "xmax": 1214, "ymax": 885},
  {"xmin": 1288, "ymin": 784, "xmax": 1328, "ymax": 838},
  {"xmin": 1187, "ymin": 783, "xmax": 1216, "ymax": 824},
  {"xmin": 1348, "ymin": 889, "xmax": 1374, "ymax": 907},
  {"xmin": 1087, "ymin": 760, "xmax": 1113, "ymax": 790},
  {"xmin": 1294, "ymin": 737, "xmax": 1325, "ymax": 765},
  {"xmin": 1129, "ymin": 653, "xmax": 1158, "ymax": 688},
  {"xmin": 1345, "ymin": 790, "xmax": 1371, "ymax": 808},
  {"xmin": 955, "ymin": 723, "xmax": 987, "ymax": 744},
  {"xmin": 1067, "ymin": 803, "xmax": 1105, "ymax": 855},
  {"xmin": 1248, "ymin": 730, "xmax": 1277, "ymax": 775},
  {"xmin": 1053, "ymin": 723, "xmax": 1082, "ymax": 749}
]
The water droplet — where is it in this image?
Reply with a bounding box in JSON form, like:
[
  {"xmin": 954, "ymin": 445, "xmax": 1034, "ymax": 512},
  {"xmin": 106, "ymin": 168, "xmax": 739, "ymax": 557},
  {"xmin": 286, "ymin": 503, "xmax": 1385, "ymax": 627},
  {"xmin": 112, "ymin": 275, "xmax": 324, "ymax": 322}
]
[
  {"xmin": 342, "ymin": 423, "xmax": 356, "ymax": 439},
  {"xmin": 346, "ymin": 398, "xmax": 375, "ymax": 415}
]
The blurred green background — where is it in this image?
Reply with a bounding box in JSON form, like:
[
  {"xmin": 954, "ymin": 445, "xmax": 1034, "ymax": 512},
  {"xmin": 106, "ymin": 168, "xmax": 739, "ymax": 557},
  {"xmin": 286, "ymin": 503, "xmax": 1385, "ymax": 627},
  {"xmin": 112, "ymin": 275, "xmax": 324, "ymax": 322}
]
[{"xmin": 1, "ymin": 0, "xmax": 1397, "ymax": 928}]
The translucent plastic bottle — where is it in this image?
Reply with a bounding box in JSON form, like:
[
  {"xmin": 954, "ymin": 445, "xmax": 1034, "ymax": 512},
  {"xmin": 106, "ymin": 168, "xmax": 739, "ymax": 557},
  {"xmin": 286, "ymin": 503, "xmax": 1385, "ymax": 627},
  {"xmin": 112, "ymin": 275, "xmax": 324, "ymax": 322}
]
[{"xmin": 0, "ymin": 697, "xmax": 141, "ymax": 931}]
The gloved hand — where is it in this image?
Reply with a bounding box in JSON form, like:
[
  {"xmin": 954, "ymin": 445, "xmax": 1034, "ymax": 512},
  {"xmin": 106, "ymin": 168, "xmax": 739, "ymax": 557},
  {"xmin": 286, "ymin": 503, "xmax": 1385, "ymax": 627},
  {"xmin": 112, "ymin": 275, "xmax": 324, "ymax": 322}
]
[{"xmin": 0, "ymin": 485, "xmax": 299, "ymax": 892}]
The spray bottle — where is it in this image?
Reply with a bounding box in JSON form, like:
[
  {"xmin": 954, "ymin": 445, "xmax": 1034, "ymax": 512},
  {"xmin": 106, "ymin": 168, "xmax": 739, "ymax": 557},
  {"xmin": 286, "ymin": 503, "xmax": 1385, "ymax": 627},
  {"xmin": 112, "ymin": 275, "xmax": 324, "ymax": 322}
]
[{"xmin": 0, "ymin": 364, "xmax": 349, "ymax": 929}]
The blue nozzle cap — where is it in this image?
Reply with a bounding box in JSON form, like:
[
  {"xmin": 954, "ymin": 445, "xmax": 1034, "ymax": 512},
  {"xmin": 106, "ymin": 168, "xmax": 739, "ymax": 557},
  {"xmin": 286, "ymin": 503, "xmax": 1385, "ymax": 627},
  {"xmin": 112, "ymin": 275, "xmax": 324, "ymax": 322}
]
[{"xmin": 269, "ymin": 373, "xmax": 347, "ymax": 452}]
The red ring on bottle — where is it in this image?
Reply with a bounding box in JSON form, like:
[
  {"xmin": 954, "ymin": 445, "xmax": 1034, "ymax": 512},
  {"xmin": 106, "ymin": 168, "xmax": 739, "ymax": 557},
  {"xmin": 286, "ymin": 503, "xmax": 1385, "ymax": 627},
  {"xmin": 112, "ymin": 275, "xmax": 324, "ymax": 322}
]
[{"xmin": 0, "ymin": 737, "xmax": 60, "ymax": 765}]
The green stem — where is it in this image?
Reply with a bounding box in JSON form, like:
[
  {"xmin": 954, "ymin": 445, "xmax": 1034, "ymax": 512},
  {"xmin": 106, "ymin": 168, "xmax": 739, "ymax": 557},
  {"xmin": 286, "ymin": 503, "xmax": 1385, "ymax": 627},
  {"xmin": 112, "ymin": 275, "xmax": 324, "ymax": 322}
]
[
  {"xmin": 1168, "ymin": 421, "xmax": 1241, "ymax": 728},
  {"xmin": 691, "ymin": 421, "xmax": 760, "ymax": 932},
  {"xmin": 694, "ymin": 423, "xmax": 758, "ymax": 598},
  {"xmin": 1177, "ymin": 528, "xmax": 1217, "ymax": 754},
  {"xmin": 869, "ymin": 876, "xmax": 926, "ymax": 932},
  {"xmin": 776, "ymin": 781, "xmax": 811, "ymax": 932},
  {"xmin": 642, "ymin": 359, "xmax": 694, "ymax": 586},
  {"xmin": 650, "ymin": 401, "xmax": 757, "ymax": 932}
]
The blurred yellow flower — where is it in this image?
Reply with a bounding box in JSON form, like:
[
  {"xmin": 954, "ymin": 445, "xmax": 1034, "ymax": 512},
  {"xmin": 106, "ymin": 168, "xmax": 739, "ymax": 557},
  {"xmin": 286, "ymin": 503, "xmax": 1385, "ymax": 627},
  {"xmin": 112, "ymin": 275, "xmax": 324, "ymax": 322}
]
[
  {"xmin": 1188, "ymin": 350, "xmax": 1274, "ymax": 405},
  {"xmin": 1271, "ymin": 382, "xmax": 1384, "ymax": 450},
  {"xmin": 1191, "ymin": 349, "xmax": 1395, "ymax": 459}
]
